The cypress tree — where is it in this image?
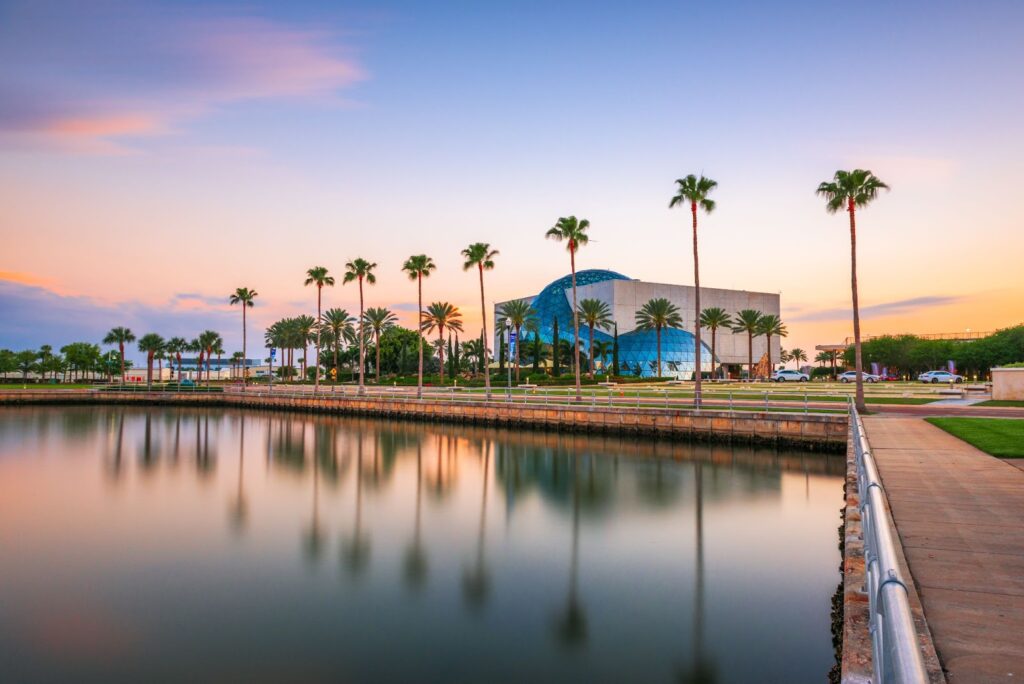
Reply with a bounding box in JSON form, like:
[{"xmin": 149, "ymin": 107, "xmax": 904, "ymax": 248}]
[
  {"xmin": 552, "ymin": 316, "xmax": 560, "ymax": 376},
  {"xmin": 498, "ymin": 329, "xmax": 505, "ymax": 372},
  {"xmin": 454, "ymin": 331, "xmax": 460, "ymax": 375},
  {"xmin": 447, "ymin": 334, "xmax": 454, "ymax": 378},
  {"xmin": 612, "ymin": 321, "xmax": 620, "ymax": 376}
]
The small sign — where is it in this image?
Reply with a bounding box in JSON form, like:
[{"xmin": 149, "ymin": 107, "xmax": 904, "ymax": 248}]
[{"xmin": 270, "ymin": 348, "xmax": 277, "ymax": 359}]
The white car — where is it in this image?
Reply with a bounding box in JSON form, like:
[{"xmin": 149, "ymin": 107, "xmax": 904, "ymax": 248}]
[
  {"xmin": 772, "ymin": 369, "xmax": 809, "ymax": 382},
  {"xmin": 839, "ymin": 370, "xmax": 880, "ymax": 383},
  {"xmin": 918, "ymin": 370, "xmax": 964, "ymax": 384}
]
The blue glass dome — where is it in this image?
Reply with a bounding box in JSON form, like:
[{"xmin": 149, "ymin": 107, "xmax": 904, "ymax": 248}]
[
  {"xmin": 617, "ymin": 327, "xmax": 713, "ymax": 378},
  {"xmin": 529, "ymin": 269, "xmax": 629, "ymax": 348}
]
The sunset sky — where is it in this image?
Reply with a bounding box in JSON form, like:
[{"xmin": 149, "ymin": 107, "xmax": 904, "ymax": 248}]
[{"xmin": 2, "ymin": 0, "xmax": 1022, "ymax": 361}]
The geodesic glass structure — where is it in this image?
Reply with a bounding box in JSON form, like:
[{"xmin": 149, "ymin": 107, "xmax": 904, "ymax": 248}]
[{"xmin": 513, "ymin": 269, "xmax": 713, "ymax": 378}]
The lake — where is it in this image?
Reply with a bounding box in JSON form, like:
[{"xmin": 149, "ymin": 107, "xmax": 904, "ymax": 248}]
[{"xmin": 0, "ymin": 406, "xmax": 844, "ymax": 682}]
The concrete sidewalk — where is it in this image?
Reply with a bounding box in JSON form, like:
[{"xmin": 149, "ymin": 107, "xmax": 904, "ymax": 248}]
[{"xmin": 863, "ymin": 415, "xmax": 1024, "ymax": 683}]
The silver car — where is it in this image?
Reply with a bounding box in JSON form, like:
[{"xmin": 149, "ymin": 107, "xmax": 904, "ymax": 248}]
[
  {"xmin": 839, "ymin": 371, "xmax": 880, "ymax": 383},
  {"xmin": 918, "ymin": 370, "xmax": 964, "ymax": 384},
  {"xmin": 772, "ymin": 369, "xmax": 809, "ymax": 382}
]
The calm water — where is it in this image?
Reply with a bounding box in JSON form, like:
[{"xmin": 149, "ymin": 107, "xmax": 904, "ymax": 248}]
[{"xmin": 0, "ymin": 407, "xmax": 844, "ymax": 683}]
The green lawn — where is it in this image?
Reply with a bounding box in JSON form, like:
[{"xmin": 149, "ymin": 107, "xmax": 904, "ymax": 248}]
[
  {"xmin": 926, "ymin": 417, "xmax": 1024, "ymax": 458},
  {"xmin": 0, "ymin": 383, "xmax": 96, "ymax": 390},
  {"xmin": 974, "ymin": 400, "xmax": 1024, "ymax": 408}
]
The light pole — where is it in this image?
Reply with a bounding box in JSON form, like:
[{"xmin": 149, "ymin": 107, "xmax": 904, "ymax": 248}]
[{"xmin": 505, "ymin": 318, "xmax": 512, "ymax": 397}]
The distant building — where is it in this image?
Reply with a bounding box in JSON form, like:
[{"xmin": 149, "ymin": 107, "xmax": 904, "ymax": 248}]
[{"xmin": 495, "ymin": 269, "xmax": 780, "ymax": 378}]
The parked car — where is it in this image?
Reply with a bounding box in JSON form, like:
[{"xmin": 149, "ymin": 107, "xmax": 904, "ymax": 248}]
[
  {"xmin": 838, "ymin": 370, "xmax": 880, "ymax": 383},
  {"xmin": 772, "ymin": 369, "xmax": 809, "ymax": 382},
  {"xmin": 918, "ymin": 370, "xmax": 964, "ymax": 384}
]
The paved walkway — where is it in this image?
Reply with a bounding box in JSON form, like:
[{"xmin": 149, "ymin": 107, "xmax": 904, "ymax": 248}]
[{"xmin": 863, "ymin": 416, "xmax": 1024, "ymax": 683}]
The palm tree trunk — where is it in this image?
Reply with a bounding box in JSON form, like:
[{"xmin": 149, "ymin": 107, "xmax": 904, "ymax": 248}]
[
  {"xmin": 417, "ymin": 275, "xmax": 424, "ymax": 398},
  {"xmin": 478, "ymin": 264, "xmax": 491, "ymax": 399},
  {"xmin": 711, "ymin": 326, "xmax": 717, "ymax": 380},
  {"xmin": 437, "ymin": 329, "xmax": 445, "ymax": 385},
  {"xmin": 242, "ymin": 305, "xmax": 248, "ymax": 390},
  {"xmin": 588, "ymin": 324, "xmax": 594, "ymax": 379},
  {"xmin": 748, "ymin": 333, "xmax": 753, "ymax": 381},
  {"xmin": 766, "ymin": 332, "xmax": 773, "ymax": 373},
  {"xmin": 358, "ymin": 277, "xmax": 365, "ymax": 393},
  {"xmin": 314, "ymin": 286, "xmax": 322, "ymax": 394},
  {"xmin": 656, "ymin": 326, "xmax": 662, "ymax": 377},
  {"xmin": 119, "ymin": 342, "xmax": 125, "ymax": 383},
  {"xmin": 375, "ymin": 332, "xmax": 381, "ymax": 384},
  {"xmin": 692, "ymin": 203, "xmax": 702, "ymax": 407},
  {"xmin": 570, "ymin": 245, "xmax": 581, "ymax": 401},
  {"xmin": 147, "ymin": 352, "xmax": 153, "ymax": 388},
  {"xmin": 849, "ymin": 202, "xmax": 866, "ymax": 412}
]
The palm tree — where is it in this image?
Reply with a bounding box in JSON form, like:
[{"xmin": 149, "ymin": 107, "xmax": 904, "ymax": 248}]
[
  {"xmin": 321, "ymin": 308, "xmax": 355, "ymax": 387},
  {"xmin": 364, "ymin": 307, "xmax": 398, "ymax": 382},
  {"xmin": 577, "ymin": 298, "xmax": 612, "ymax": 379},
  {"xmin": 546, "ymin": 216, "xmax": 589, "ymax": 401},
  {"xmin": 343, "ymin": 258, "xmax": 377, "ymax": 393},
  {"xmin": 634, "ymin": 298, "xmax": 683, "ymax": 378},
  {"xmin": 402, "ymin": 254, "xmax": 437, "ymax": 398},
  {"xmin": 757, "ymin": 314, "xmax": 787, "ymax": 373},
  {"xmin": 166, "ymin": 337, "xmax": 188, "ymax": 386},
  {"xmin": 197, "ymin": 330, "xmax": 220, "ymax": 387},
  {"xmin": 421, "ymin": 302, "xmax": 463, "ymax": 385},
  {"xmin": 497, "ymin": 299, "xmax": 537, "ymax": 384},
  {"xmin": 699, "ymin": 307, "xmax": 733, "ymax": 380},
  {"xmin": 229, "ymin": 287, "xmax": 257, "ymax": 388},
  {"xmin": 304, "ymin": 267, "xmax": 334, "ymax": 393},
  {"xmin": 670, "ymin": 174, "xmax": 717, "ymax": 406},
  {"xmin": 137, "ymin": 333, "xmax": 164, "ymax": 388},
  {"xmin": 731, "ymin": 310, "xmax": 763, "ymax": 381},
  {"xmin": 292, "ymin": 315, "xmax": 315, "ymax": 381},
  {"xmin": 817, "ymin": 169, "xmax": 889, "ymax": 411},
  {"xmin": 591, "ymin": 339, "xmax": 612, "ymax": 374},
  {"xmin": 102, "ymin": 327, "xmax": 136, "ymax": 383},
  {"xmin": 461, "ymin": 243, "xmax": 498, "ymax": 399},
  {"xmin": 790, "ymin": 348, "xmax": 808, "ymax": 370}
]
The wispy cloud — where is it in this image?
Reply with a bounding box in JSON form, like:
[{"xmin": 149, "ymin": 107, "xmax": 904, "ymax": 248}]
[
  {"xmin": 389, "ymin": 302, "xmax": 420, "ymax": 312},
  {"xmin": 0, "ymin": 1, "xmax": 366, "ymax": 153},
  {"xmin": 790, "ymin": 295, "xmax": 963, "ymax": 323}
]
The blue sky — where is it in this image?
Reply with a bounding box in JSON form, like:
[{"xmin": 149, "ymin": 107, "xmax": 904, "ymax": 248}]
[{"xmin": 1, "ymin": 0, "xmax": 1022, "ymax": 360}]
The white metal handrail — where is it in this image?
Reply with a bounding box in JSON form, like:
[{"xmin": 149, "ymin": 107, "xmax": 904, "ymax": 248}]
[{"xmin": 850, "ymin": 403, "xmax": 927, "ymax": 683}]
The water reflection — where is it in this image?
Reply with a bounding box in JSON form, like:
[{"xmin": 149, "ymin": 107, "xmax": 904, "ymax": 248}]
[{"xmin": 0, "ymin": 407, "xmax": 844, "ymax": 683}]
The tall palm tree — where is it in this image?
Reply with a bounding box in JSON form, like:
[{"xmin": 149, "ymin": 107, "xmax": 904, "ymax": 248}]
[
  {"xmin": 670, "ymin": 174, "xmax": 717, "ymax": 406},
  {"xmin": 421, "ymin": 302, "xmax": 463, "ymax": 385},
  {"xmin": 166, "ymin": 337, "xmax": 188, "ymax": 386},
  {"xmin": 730, "ymin": 310, "xmax": 763, "ymax": 381},
  {"xmin": 757, "ymin": 314, "xmax": 787, "ymax": 372},
  {"xmin": 343, "ymin": 258, "xmax": 377, "ymax": 393},
  {"xmin": 790, "ymin": 348, "xmax": 808, "ymax": 370},
  {"xmin": 304, "ymin": 267, "xmax": 334, "ymax": 393},
  {"xmin": 461, "ymin": 243, "xmax": 498, "ymax": 399},
  {"xmin": 634, "ymin": 298, "xmax": 683, "ymax": 378},
  {"xmin": 364, "ymin": 307, "xmax": 398, "ymax": 383},
  {"xmin": 699, "ymin": 307, "xmax": 733, "ymax": 381},
  {"xmin": 545, "ymin": 216, "xmax": 589, "ymax": 400},
  {"xmin": 137, "ymin": 333, "xmax": 164, "ymax": 388},
  {"xmin": 497, "ymin": 299, "xmax": 537, "ymax": 384},
  {"xmin": 577, "ymin": 298, "xmax": 612, "ymax": 379},
  {"xmin": 229, "ymin": 287, "xmax": 257, "ymax": 389},
  {"xmin": 402, "ymin": 254, "xmax": 437, "ymax": 398},
  {"xmin": 102, "ymin": 327, "xmax": 136, "ymax": 383},
  {"xmin": 321, "ymin": 308, "xmax": 355, "ymax": 387},
  {"xmin": 817, "ymin": 169, "xmax": 889, "ymax": 411}
]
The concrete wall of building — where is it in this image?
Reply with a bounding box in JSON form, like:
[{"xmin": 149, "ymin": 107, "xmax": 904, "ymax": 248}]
[
  {"xmin": 992, "ymin": 368, "xmax": 1024, "ymax": 400},
  {"xmin": 574, "ymin": 279, "xmax": 781, "ymax": 365}
]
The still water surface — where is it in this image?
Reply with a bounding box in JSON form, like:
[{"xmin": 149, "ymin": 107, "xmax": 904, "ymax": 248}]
[{"xmin": 0, "ymin": 407, "xmax": 843, "ymax": 683}]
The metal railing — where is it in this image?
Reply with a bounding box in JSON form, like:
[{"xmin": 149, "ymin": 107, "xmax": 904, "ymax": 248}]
[{"xmin": 850, "ymin": 403, "xmax": 927, "ymax": 683}]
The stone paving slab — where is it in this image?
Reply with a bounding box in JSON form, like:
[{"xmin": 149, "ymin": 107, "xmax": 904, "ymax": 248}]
[{"xmin": 863, "ymin": 415, "xmax": 1024, "ymax": 683}]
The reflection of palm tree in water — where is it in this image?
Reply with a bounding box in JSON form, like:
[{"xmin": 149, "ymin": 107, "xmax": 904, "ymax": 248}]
[
  {"xmin": 303, "ymin": 424, "xmax": 326, "ymax": 563},
  {"xmin": 462, "ymin": 443, "xmax": 491, "ymax": 610},
  {"xmin": 341, "ymin": 432, "xmax": 370, "ymax": 577},
  {"xmin": 404, "ymin": 442, "xmax": 428, "ymax": 590},
  {"xmin": 555, "ymin": 456, "xmax": 587, "ymax": 648},
  {"xmin": 139, "ymin": 412, "xmax": 156, "ymax": 470},
  {"xmin": 229, "ymin": 415, "xmax": 248, "ymax": 534},
  {"xmin": 106, "ymin": 411, "xmax": 126, "ymax": 480},
  {"xmin": 677, "ymin": 462, "xmax": 716, "ymax": 683}
]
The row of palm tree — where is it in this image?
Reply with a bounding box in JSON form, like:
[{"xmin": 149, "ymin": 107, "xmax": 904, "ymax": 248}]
[
  {"xmin": 100, "ymin": 328, "xmax": 225, "ymax": 386},
  {"xmin": 211, "ymin": 168, "xmax": 885, "ymax": 409}
]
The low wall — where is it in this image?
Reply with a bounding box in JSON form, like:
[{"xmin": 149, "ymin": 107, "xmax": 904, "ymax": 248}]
[
  {"xmin": 992, "ymin": 367, "xmax": 1024, "ymax": 400},
  {"xmin": 0, "ymin": 390, "xmax": 848, "ymax": 450}
]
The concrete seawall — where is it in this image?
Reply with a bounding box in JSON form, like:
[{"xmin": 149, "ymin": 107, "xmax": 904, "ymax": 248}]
[{"xmin": 0, "ymin": 390, "xmax": 848, "ymax": 450}]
